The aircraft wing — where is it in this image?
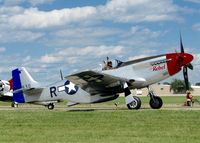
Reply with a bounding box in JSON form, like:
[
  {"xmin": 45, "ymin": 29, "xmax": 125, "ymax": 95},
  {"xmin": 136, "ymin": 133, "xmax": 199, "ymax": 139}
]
[{"xmin": 65, "ymin": 70, "xmax": 125, "ymax": 96}]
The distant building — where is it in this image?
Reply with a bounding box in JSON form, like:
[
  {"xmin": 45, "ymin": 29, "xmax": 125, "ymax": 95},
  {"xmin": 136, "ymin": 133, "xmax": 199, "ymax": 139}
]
[
  {"xmin": 190, "ymin": 85, "xmax": 200, "ymax": 95},
  {"xmin": 132, "ymin": 84, "xmax": 200, "ymax": 96}
]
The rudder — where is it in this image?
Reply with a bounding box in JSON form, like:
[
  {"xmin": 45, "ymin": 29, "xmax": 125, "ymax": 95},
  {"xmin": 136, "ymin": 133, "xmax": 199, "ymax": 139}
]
[
  {"xmin": 12, "ymin": 67, "xmax": 39, "ymax": 103},
  {"xmin": 12, "ymin": 68, "xmax": 25, "ymax": 103}
]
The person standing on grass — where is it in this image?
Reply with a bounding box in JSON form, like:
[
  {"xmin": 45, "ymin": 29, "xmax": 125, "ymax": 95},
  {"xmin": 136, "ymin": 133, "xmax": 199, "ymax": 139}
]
[{"xmin": 186, "ymin": 91, "xmax": 193, "ymax": 107}]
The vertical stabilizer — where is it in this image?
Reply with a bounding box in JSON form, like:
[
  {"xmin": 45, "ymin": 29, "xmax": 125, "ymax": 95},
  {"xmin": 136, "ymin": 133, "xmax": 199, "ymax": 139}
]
[
  {"xmin": 20, "ymin": 67, "xmax": 39, "ymax": 89},
  {"xmin": 12, "ymin": 67, "xmax": 39, "ymax": 103}
]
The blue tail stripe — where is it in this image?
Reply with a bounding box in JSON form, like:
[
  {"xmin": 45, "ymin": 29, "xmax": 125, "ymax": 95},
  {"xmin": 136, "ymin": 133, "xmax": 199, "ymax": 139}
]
[{"xmin": 12, "ymin": 68, "xmax": 25, "ymax": 103}]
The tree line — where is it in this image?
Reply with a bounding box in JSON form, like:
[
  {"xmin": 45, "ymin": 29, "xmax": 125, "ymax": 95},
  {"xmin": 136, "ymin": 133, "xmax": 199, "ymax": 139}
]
[{"xmin": 164, "ymin": 79, "xmax": 199, "ymax": 94}]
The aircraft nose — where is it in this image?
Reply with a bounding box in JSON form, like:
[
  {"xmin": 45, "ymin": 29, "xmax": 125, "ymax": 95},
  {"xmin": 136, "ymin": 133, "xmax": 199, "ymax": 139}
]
[
  {"xmin": 166, "ymin": 52, "xmax": 194, "ymax": 76},
  {"xmin": 181, "ymin": 53, "xmax": 193, "ymax": 66}
]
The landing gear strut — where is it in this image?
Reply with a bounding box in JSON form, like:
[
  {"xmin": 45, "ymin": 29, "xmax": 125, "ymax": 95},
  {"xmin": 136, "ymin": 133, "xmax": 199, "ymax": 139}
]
[
  {"xmin": 148, "ymin": 87, "xmax": 163, "ymax": 109},
  {"xmin": 124, "ymin": 82, "xmax": 141, "ymax": 110}
]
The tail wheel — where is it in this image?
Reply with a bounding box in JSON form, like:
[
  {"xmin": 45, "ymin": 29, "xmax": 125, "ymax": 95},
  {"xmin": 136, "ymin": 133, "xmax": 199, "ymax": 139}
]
[
  {"xmin": 11, "ymin": 102, "xmax": 18, "ymax": 108},
  {"xmin": 149, "ymin": 96, "xmax": 163, "ymax": 109},
  {"xmin": 127, "ymin": 96, "xmax": 141, "ymax": 110},
  {"xmin": 47, "ymin": 103, "xmax": 54, "ymax": 110}
]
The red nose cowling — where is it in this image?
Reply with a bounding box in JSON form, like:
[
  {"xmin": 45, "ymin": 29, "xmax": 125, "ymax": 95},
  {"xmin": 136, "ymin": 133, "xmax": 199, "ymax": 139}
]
[{"xmin": 166, "ymin": 53, "xmax": 193, "ymax": 76}]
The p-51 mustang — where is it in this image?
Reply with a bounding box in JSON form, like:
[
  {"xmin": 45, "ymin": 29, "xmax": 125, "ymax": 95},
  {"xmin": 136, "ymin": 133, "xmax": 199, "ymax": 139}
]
[
  {"xmin": 0, "ymin": 80, "xmax": 13, "ymax": 101},
  {"xmin": 12, "ymin": 37, "xmax": 193, "ymax": 110}
]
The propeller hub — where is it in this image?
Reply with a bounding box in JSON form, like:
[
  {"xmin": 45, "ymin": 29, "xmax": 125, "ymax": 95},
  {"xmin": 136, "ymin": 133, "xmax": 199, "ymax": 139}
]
[
  {"xmin": 178, "ymin": 53, "xmax": 193, "ymax": 67},
  {"xmin": 166, "ymin": 52, "xmax": 193, "ymax": 76}
]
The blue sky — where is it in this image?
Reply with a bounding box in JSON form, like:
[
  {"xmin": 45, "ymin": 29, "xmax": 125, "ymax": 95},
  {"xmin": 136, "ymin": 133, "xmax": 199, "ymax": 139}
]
[{"xmin": 0, "ymin": 0, "xmax": 200, "ymax": 85}]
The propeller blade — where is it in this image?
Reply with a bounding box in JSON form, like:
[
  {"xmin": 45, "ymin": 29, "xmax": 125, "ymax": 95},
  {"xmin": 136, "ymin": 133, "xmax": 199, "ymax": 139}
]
[
  {"xmin": 180, "ymin": 34, "xmax": 184, "ymax": 53},
  {"xmin": 186, "ymin": 63, "xmax": 193, "ymax": 70},
  {"xmin": 183, "ymin": 66, "xmax": 189, "ymax": 90},
  {"xmin": 180, "ymin": 34, "xmax": 192, "ymax": 91}
]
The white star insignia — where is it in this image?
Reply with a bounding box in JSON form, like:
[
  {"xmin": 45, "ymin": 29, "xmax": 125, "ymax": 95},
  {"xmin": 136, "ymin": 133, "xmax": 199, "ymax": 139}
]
[{"xmin": 65, "ymin": 82, "xmax": 76, "ymax": 93}]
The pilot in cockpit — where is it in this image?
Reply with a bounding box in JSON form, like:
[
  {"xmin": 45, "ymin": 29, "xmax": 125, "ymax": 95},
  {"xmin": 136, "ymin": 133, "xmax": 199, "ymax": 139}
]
[
  {"xmin": 102, "ymin": 57, "xmax": 113, "ymax": 70},
  {"xmin": 102, "ymin": 57, "xmax": 123, "ymax": 70},
  {"xmin": 107, "ymin": 61, "xmax": 113, "ymax": 69}
]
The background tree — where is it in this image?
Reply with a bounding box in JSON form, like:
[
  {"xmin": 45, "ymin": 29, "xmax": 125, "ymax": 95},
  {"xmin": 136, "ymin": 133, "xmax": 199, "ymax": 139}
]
[
  {"xmin": 195, "ymin": 82, "xmax": 200, "ymax": 86},
  {"xmin": 170, "ymin": 79, "xmax": 192, "ymax": 94}
]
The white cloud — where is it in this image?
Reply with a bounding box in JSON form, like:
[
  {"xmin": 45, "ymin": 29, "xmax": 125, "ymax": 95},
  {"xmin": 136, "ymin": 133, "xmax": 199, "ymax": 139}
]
[
  {"xmin": 54, "ymin": 27, "xmax": 123, "ymax": 38},
  {"xmin": 0, "ymin": 0, "xmax": 179, "ymax": 30},
  {"xmin": 0, "ymin": 6, "xmax": 24, "ymax": 16},
  {"xmin": 58, "ymin": 45, "xmax": 124, "ymax": 58},
  {"xmin": 28, "ymin": 0, "xmax": 54, "ymax": 6},
  {"xmin": 0, "ymin": 30, "xmax": 44, "ymax": 43},
  {"xmin": 40, "ymin": 45, "xmax": 124, "ymax": 64},
  {"xmin": 23, "ymin": 55, "xmax": 31, "ymax": 62},
  {"xmin": 188, "ymin": 54, "xmax": 200, "ymax": 83},
  {"xmin": 2, "ymin": 0, "xmax": 23, "ymax": 6},
  {"xmin": 0, "ymin": 47, "xmax": 6, "ymax": 53},
  {"xmin": 128, "ymin": 55, "xmax": 147, "ymax": 61},
  {"xmin": 100, "ymin": 0, "xmax": 178, "ymax": 23},
  {"xmin": 8, "ymin": 7, "xmax": 97, "ymax": 29},
  {"xmin": 193, "ymin": 54, "xmax": 200, "ymax": 65},
  {"xmin": 130, "ymin": 26, "xmax": 161, "ymax": 38},
  {"xmin": 119, "ymin": 26, "xmax": 163, "ymax": 48},
  {"xmin": 185, "ymin": 0, "xmax": 200, "ymax": 3},
  {"xmin": 193, "ymin": 23, "xmax": 200, "ymax": 31},
  {"xmin": 40, "ymin": 55, "xmax": 63, "ymax": 64},
  {"xmin": 1, "ymin": 0, "xmax": 55, "ymax": 6},
  {"xmin": 46, "ymin": 26, "xmax": 124, "ymax": 47}
]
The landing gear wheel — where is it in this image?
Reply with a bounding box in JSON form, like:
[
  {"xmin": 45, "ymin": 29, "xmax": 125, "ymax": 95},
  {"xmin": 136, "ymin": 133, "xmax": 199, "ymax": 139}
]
[
  {"xmin": 47, "ymin": 103, "xmax": 54, "ymax": 110},
  {"xmin": 149, "ymin": 96, "xmax": 163, "ymax": 109},
  {"xmin": 11, "ymin": 102, "xmax": 18, "ymax": 108},
  {"xmin": 127, "ymin": 96, "xmax": 141, "ymax": 110}
]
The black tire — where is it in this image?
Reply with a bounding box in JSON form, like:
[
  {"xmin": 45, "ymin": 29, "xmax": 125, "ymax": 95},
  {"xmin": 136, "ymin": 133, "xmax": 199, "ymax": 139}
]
[
  {"xmin": 149, "ymin": 96, "xmax": 163, "ymax": 109},
  {"xmin": 127, "ymin": 96, "xmax": 141, "ymax": 110},
  {"xmin": 47, "ymin": 103, "xmax": 54, "ymax": 110},
  {"xmin": 11, "ymin": 102, "xmax": 18, "ymax": 108}
]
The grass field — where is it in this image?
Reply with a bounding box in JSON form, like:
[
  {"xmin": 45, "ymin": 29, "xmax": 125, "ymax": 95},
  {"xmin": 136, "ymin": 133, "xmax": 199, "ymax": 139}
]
[{"xmin": 0, "ymin": 96, "xmax": 200, "ymax": 143}]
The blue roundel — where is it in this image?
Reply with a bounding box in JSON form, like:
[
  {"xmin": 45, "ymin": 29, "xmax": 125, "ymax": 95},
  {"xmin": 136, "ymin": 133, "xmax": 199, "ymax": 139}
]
[{"xmin": 64, "ymin": 80, "xmax": 79, "ymax": 95}]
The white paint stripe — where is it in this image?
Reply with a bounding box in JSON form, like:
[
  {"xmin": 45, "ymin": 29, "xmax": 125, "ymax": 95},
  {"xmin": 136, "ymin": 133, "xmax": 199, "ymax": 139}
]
[{"xmin": 58, "ymin": 85, "xmax": 65, "ymax": 92}]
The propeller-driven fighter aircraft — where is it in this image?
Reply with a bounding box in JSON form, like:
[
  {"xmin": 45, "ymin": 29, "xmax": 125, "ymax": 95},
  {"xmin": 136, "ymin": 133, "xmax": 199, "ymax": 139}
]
[
  {"xmin": 11, "ymin": 37, "xmax": 193, "ymax": 110},
  {"xmin": 0, "ymin": 80, "xmax": 13, "ymax": 101}
]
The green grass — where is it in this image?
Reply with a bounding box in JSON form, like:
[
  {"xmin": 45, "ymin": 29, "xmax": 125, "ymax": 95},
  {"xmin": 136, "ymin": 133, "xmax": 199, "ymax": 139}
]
[{"xmin": 0, "ymin": 96, "xmax": 200, "ymax": 143}]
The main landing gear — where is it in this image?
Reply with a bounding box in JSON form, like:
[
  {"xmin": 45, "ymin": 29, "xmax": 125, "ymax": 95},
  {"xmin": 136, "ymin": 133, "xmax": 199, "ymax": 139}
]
[
  {"xmin": 124, "ymin": 82, "xmax": 141, "ymax": 110},
  {"xmin": 148, "ymin": 87, "xmax": 163, "ymax": 109}
]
